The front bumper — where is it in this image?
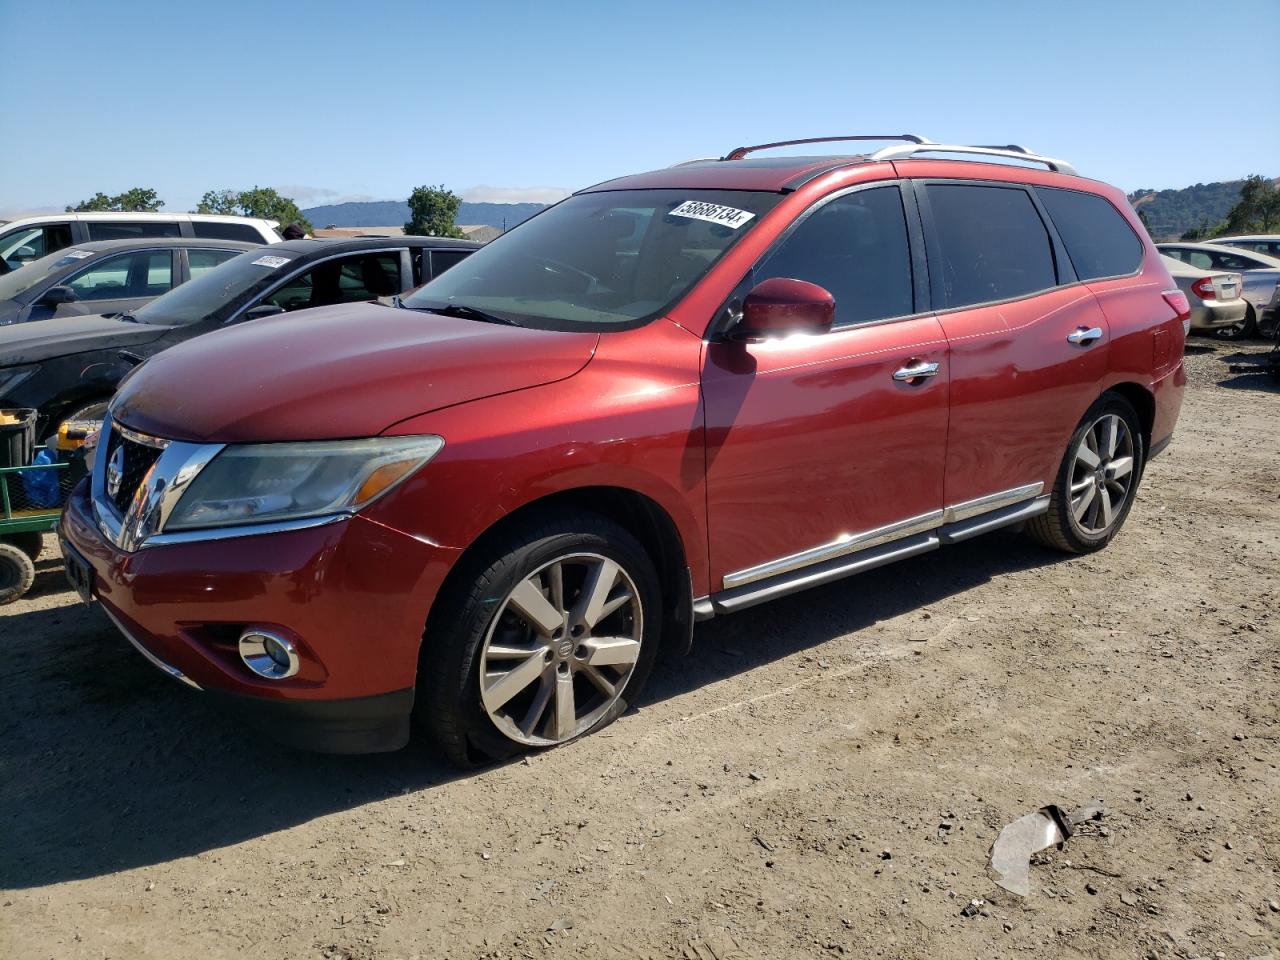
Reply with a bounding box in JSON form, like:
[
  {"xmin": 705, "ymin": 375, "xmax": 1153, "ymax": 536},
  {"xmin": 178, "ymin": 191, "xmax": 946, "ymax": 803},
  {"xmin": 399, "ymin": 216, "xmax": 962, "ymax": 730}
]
[{"xmin": 60, "ymin": 481, "xmax": 460, "ymax": 753}]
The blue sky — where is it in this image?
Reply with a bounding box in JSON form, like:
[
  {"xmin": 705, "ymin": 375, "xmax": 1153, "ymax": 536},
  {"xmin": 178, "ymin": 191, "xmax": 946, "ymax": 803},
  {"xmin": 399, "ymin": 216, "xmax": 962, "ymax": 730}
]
[{"xmin": 1, "ymin": 0, "xmax": 1276, "ymax": 217}]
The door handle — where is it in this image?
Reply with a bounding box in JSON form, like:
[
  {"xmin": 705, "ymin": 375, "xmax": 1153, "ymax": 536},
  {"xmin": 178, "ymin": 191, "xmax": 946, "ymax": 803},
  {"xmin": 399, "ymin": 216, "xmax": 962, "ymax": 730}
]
[
  {"xmin": 1067, "ymin": 326, "xmax": 1104, "ymax": 345},
  {"xmin": 892, "ymin": 360, "xmax": 940, "ymax": 382}
]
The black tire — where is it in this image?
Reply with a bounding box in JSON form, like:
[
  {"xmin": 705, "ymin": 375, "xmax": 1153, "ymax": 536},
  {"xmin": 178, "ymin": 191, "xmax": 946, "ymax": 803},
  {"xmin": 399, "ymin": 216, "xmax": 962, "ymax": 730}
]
[
  {"xmin": 1214, "ymin": 306, "xmax": 1256, "ymax": 342},
  {"xmin": 64, "ymin": 398, "xmax": 111, "ymax": 424},
  {"xmin": 0, "ymin": 541, "xmax": 36, "ymax": 605},
  {"xmin": 1027, "ymin": 393, "xmax": 1145, "ymax": 554},
  {"xmin": 2, "ymin": 531, "xmax": 43, "ymax": 562},
  {"xmin": 416, "ymin": 510, "xmax": 662, "ymax": 767}
]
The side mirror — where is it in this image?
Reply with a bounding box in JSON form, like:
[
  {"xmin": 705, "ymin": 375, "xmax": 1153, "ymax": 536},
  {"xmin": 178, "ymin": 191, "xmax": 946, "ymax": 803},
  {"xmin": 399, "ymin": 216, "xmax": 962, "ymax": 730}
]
[
  {"xmin": 14, "ymin": 245, "xmax": 36, "ymax": 261},
  {"xmin": 39, "ymin": 285, "xmax": 78, "ymax": 307},
  {"xmin": 240, "ymin": 303, "xmax": 286, "ymax": 323},
  {"xmin": 735, "ymin": 277, "xmax": 835, "ymax": 341}
]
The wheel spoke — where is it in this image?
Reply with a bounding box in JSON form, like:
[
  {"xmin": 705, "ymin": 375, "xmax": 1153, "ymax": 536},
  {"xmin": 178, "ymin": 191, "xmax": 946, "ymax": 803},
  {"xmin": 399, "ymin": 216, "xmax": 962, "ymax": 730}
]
[
  {"xmin": 1100, "ymin": 417, "xmax": 1119, "ymax": 458},
  {"xmin": 1072, "ymin": 483, "xmax": 1096, "ymax": 523},
  {"xmin": 482, "ymin": 651, "xmax": 548, "ymax": 712},
  {"xmin": 553, "ymin": 669, "xmax": 576, "ymax": 740},
  {"xmin": 581, "ymin": 636, "xmax": 641, "ymax": 668},
  {"xmin": 485, "ymin": 643, "xmax": 541, "ymax": 660},
  {"xmin": 546, "ymin": 561, "xmax": 565, "ymax": 616},
  {"xmin": 1076, "ymin": 441, "xmax": 1100, "ymax": 469},
  {"xmin": 507, "ymin": 577, "xmax": 564, "ymax": 636},
  {"xmin": 1098, "ymin": 485, "xmax": 1114, "ymax": 527},
  {"xmin": 1107, "ymin": 455, "xmax": 1133, "ymax": 481},
  {"xmin": 576, "ymin": 559, "xmax": 620, "ymax": 628},
  {"xmin": 580, "ymin": 663, "xmax": 617, "ymax": 698},
  {"xmin": 519, "ymin": 674, "xmax": 554, "ymax": 737},
  {"xmin": 1070, "ymin": 477, "xmax": 1094, "ymax": 495}
]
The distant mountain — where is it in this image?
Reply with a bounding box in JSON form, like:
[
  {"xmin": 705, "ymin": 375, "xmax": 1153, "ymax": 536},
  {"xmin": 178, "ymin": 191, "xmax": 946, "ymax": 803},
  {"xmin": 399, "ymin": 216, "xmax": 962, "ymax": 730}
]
[
  {"xmin": 302, "ymin": 200, "xmax": 546, "ymax": 230},
  {"xmin": 1128, "ymin": 180, "xmax": 1251, "ymax": 241}
]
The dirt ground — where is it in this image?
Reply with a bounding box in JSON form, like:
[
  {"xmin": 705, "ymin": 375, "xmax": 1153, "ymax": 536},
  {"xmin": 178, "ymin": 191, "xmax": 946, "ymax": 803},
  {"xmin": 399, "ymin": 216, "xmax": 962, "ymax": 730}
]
[{"xmin": 2, "ymin": 339, "xmax": 1277, "ymax": 960}]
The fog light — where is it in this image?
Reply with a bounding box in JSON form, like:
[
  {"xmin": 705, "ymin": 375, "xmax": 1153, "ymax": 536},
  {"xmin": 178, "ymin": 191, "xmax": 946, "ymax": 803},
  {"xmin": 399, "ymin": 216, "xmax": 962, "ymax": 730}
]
[{"xmin": 238, "ymin": 628, "xmax": 300, "ymax": 680}]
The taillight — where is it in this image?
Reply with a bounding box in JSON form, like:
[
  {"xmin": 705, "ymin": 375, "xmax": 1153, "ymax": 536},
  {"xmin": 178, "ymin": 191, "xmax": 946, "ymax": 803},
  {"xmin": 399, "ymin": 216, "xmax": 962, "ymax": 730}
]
[
  {"xmin": 1162, "ymin": 289, "xmax": 1190, "ymax": 317},
  {"xmin": 1191, "ymin": 277, "xmax": 1216, "ymax": 300}
]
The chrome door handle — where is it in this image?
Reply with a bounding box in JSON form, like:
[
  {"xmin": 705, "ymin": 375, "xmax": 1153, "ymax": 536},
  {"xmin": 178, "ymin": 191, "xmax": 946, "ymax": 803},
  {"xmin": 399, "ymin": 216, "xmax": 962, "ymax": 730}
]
[
  {"xmin": 892, "ymin": 361, "xmax": 940, "ymax": 381},
  {"xmin": 1067, "ymin": 326, "xmax": 1104, "ymax": 345}
]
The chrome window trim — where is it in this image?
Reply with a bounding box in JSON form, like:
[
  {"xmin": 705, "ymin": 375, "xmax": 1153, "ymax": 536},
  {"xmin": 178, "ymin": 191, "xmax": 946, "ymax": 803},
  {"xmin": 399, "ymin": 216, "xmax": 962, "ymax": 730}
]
[{"xmin": 721, "ymin": 481, "xmax": 1044, "ymax": 590}]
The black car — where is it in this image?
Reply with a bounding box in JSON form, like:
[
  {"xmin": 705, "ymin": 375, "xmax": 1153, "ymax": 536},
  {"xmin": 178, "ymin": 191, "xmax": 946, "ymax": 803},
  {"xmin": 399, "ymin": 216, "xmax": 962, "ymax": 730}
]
[
  {"xmin": 0, "ymin": 238, "xmax": 259, "ymax": 326},
  {"xmin": 0, "ymin": 237, "xmax": 480, "ymax": 436}
]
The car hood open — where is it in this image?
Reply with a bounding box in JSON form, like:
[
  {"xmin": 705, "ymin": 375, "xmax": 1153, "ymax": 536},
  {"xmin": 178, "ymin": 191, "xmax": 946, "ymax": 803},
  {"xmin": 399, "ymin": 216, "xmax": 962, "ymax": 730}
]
[
  {"xmin": 0, "ymin": 313, "xmax": 165, "ymax": 366},
  {"xmin": 111, "ymin": 301, "xmax": 600, "ymax": 443}
]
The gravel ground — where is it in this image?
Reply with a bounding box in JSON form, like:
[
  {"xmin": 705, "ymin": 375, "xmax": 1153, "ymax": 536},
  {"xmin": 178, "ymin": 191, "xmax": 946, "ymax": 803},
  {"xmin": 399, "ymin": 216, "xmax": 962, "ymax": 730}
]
[{"xmin": 2, "ymin": 338, "xmax": 1277, "ymax": 960}]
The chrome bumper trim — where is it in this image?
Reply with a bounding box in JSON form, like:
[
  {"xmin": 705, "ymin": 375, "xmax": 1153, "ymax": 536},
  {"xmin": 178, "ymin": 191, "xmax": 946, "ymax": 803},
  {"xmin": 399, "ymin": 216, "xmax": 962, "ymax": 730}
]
[{"xmin": 101, "ymin": 606, "xmax": 203, "ymax": 691}]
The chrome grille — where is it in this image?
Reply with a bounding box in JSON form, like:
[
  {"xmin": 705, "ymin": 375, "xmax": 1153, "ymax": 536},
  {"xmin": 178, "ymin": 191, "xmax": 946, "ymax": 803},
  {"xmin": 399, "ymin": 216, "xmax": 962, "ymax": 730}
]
[{"xmin": 102, "ymin": 423, "xmax": 166, "ymax": 516}]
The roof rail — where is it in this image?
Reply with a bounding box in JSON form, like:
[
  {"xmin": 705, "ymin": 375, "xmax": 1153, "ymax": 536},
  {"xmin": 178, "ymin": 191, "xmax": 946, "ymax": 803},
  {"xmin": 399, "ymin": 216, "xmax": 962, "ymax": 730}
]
[
  {"xmin": 722, "ymin": 134, "xmax": 934, "ymax": 161},
  {"xmin": 869, "ymin": 142, "xmax": 1077, "ymax": 176}
]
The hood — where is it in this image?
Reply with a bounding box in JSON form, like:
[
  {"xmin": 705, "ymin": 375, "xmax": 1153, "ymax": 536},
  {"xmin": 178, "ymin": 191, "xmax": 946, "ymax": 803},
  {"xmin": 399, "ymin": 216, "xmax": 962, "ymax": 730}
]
[
  {"xmin": 111, "ymin": 301, "xmax": 599, "ymax": 443},
  {"xmin": 0, "ymin": 314, "xmax": 165, "ymax": 366}
]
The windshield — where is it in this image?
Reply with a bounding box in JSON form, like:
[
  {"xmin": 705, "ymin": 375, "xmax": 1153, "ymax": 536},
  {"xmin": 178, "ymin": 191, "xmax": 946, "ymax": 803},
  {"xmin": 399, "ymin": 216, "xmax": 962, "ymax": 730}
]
[
  {"xmin": 0, "ymin": 247, "xmax": 85, "ymax": 301},
  {"xmin": 133, "ymin": 247, "xmax": 299, "ymax": 325},
  {"xmin": 402, "ymin": 189, "xmax": 781, "ymax": 330}
]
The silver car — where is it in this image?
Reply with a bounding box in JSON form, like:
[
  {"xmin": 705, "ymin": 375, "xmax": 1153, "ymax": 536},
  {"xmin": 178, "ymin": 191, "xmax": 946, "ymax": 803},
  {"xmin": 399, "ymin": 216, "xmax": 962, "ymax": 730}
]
[
  {"xmin": 1213, "ymin": 234, "xmax": 1280, "ymax": 259},
  {"xmin": 1157, "ymin": 241, "xmax": 1280, "ymax": 340},
  {"xmin": 1160, "ymin": 254, "xmax": 1247, "ymax": 333}
]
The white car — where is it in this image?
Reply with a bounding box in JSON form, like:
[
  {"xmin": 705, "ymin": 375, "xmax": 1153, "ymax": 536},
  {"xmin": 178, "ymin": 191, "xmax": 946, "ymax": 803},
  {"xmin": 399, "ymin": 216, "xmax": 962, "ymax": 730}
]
[
  {"xmin": 0, "ymin": 212, "xmax": 281, "ymax": 274},
  {"xmin": 1160, "ymin": 254, "xmax": 1247, "ymax": 334},
  {"xmin": 1213, "ymin": 234, "xmax": 1280, "ymax": 259}
]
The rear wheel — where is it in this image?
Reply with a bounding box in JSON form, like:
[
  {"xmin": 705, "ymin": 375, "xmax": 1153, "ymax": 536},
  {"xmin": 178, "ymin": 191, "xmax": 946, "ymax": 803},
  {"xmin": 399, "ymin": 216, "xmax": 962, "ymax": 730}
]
[
  {"xmin": 416, "ymin": 512, "xmax": 661, "ymax": 767},
  {"xmin": 1027, "ymin": 394, "xmax": 1144, "ymax": 554},
  {"xmin": 1215, "ymin": 305, "xmax": 1256, "ymax": 341},
  {"xmin": 0, "ymin": 541, "xmax": 36, "ymax": 605}
]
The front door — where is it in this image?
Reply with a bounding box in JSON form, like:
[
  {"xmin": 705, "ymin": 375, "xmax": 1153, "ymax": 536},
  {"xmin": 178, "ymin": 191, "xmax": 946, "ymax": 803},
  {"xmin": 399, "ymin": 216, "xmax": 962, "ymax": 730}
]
[{"xmin": 701, "ymin": 184, "xmax": 949, "ymax": 594}]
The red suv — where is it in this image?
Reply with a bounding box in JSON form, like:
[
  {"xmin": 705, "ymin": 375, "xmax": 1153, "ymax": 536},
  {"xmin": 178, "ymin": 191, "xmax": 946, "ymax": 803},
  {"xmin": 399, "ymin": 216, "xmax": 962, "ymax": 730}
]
[{"xmin": 59, "ymin": 136, "xmax": 1188, "ymax": 765}]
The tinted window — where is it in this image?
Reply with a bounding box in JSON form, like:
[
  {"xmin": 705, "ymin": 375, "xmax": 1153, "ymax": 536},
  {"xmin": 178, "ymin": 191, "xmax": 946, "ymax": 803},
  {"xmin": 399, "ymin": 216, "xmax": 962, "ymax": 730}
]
[
  {"xmin": 753, "ymin": 186, "xmax": 914, "ymax": 326},
  {"xmin": 1036, "ymin": 187, "xmax": 1142, "ymax": 281},
  {"xmin": 192, "ymin": 221, "xmax": 265, "ymax": 243},
  {"xmin": 0, "ymin": 223, "xmax": 72, "ymax": 270},
  {"xmin": 429, "ymin": 249, "xmax": 471, "ymax": 279},
  {"xmin": 261, "ymin": 253, "xmax": 401, "ymax": 312},
  {"xmin": 86, "ymin": 221, "xmax": 182, "ymax": 240},
  {"xmin": 1209, "ymin": 250, "xmax": 1261, "ymax": 271},
  {"xmin": 188, "ymin": 248, "xmax": 242, "ymax": 279},
  {"xmin": 925, "ymin": 184, "xmax": 1056, "ymax": 308},
  {"xmin": 66, "ymin": 251, "xmax": 172, "ymax": 301}
]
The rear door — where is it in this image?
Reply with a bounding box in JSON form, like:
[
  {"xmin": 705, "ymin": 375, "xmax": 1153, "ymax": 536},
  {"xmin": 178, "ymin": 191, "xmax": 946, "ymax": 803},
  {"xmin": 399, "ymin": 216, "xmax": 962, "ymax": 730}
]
[
  {"xmin": 701, "ymin": 183, "xmax": 949, "ymax": 595},
  {"xmin": 915, "ymin": 180, "xmax": 1109, "ymax": 507}
]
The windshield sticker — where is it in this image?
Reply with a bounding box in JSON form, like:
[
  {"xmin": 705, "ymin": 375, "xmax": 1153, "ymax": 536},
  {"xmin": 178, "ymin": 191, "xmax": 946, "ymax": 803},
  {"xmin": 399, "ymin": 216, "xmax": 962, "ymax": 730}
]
[
  {"xmin": 58, "ymin": 250, "xmax": 94, "ymax": 262},
  {"xmin": 251, "ymin": 255, "xmax": 292, "ymax": 268},
  {"xmin": 668, "ymin": 200, "xmax": 755, "ymax": 230}
]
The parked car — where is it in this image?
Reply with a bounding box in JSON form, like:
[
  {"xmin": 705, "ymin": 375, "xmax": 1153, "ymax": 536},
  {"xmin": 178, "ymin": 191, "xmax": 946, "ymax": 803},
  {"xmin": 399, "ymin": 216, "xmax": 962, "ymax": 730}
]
[
  {"xmin": 0, "ymin": 238, "xmax": 257, "ymax": 327},
  {"xmin": 0, "ymin": 236, "xmax": 479, "ymax": 437},
  {"xmin": 1160, "ymin": 254, "xmax": 1248, "ymax": 335},
  {"xmin": 1212, "ymin": 235, "xmax": 1280, "ymax": 259},
  {"xmin": 0, "ymin": 212, "xmax": 281, "ymax": 274},
  {"xmin": 58, "ymin": 136, "xmax": 1187, "ymax": 764},
  {"xmin": 1157, "ymin": 241, "xmax": 1280, "ymax": 339}
]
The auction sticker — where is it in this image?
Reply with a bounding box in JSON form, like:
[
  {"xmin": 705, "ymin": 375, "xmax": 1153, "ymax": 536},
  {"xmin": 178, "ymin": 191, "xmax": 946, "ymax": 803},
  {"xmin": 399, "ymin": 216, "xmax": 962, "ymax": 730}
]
[
  {"xmin": 669, "ymin": 200, "xmax": 755, "ymax": 229},
  {"xmin": 62, "ymin": 250, "xmax": 94, "ymax": 260},
  {"xmin": 252, "ymin": 255, "xmax": 291, "ymax": 268}
]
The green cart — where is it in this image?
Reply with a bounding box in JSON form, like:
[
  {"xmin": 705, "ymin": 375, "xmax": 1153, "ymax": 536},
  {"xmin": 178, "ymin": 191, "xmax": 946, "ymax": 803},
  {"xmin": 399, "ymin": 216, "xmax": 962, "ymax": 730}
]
[{"xmin": 0, "ymin": 460, "xmax": 75, "ymax": 604}]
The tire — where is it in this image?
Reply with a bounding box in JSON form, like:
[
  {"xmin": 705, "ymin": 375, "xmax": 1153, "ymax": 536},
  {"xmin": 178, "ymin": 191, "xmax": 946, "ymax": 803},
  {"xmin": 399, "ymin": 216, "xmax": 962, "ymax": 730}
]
[
  {"xmin": 1214, "ymin": 306, "xmax": 1256, "ymax": 342},
  {"xmin": 0, "ymin": 541, "xmax": 36, "ymax": 605},
  {"xmin": 64, "ymin": 398, "xmax": 111, "ymax": 424},
  {"xmin": 1027, "ymin": 393, "xmax": 1145, "ymax": 554},
  {"xmin": 2, "ymin": 531, "xmax": 43, "ymax": 562},
  {"xmin": 416, "ymin": 510, "xmax": 662, "ymax": 767}
]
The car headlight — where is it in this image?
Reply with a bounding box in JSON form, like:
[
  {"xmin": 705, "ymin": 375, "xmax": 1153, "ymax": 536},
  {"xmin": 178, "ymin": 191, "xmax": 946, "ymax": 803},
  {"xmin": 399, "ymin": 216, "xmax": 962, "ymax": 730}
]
[
  {"xmin": 164, "ymin": 436, "xmax": 444, "ymax": 531},
  {"xmin": 0, "ymin": 363, "xmax": 40, "ymax": 396}
]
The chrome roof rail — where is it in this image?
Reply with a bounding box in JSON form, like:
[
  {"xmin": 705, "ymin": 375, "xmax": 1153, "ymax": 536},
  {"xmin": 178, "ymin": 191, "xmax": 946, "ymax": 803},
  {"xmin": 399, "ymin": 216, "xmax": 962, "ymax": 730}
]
[
  {"xmin": 722, "ymin": 134, "xmax": 934, "ymax": 161},
  {"xmin": 869, "ymin": 142, "xmax": 1077, "ymax": 176}
]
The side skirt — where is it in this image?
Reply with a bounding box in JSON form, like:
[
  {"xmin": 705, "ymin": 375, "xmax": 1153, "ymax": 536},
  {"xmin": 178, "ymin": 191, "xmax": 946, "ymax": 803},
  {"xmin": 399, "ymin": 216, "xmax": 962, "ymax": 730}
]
[{"xmin": 696, "ymin": 495, "xmax": 1050, "ymax": 619}]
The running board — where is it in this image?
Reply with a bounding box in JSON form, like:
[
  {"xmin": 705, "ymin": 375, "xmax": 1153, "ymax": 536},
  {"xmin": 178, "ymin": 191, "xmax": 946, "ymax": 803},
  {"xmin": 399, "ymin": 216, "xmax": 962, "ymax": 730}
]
[{"xmin": 701, "ymin": 494, "xmax": 1051, "ymax": 619}]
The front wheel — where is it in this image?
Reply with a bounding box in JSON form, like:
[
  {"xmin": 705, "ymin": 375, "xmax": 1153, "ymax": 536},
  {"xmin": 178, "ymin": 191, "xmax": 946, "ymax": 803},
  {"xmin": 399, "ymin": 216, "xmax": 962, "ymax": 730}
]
[
  {"xmin": 1027, "ymin": 394, "xmax": 1144, "ymax": 554},
  {"xmin": 417, "ymin": 512, "xmax": 661, "ymax": 767}
]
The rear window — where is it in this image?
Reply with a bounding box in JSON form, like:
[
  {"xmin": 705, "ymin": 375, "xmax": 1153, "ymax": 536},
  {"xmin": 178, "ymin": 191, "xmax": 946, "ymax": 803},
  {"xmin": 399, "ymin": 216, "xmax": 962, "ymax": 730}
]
[
  {"xmin": 924, "ymin": 184, "xmax": 1057, "ymax": 309},
  {"xmin": 192, "ymin": 221, "xmax": 265, "ymax": 243},
  {"xmin": 1036, "ymin": 187, "xmax": 1142, "ymax": 281},
  {"xmin": 86, "ymin": 221, "xmax": 182, "ymax": 240}
]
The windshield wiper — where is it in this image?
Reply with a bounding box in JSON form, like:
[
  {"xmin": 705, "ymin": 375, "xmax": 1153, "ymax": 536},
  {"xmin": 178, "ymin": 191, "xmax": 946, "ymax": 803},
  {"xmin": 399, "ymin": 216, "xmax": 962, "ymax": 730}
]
[{"xmin": 409, "ymin": 301, "xmax": 521, "ymax": 327}]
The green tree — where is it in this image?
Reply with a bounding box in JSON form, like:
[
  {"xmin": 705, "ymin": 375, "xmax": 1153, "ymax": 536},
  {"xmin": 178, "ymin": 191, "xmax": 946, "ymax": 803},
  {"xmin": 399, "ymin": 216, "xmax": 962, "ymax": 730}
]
[
  {"xmin": 1221, "ymin": 175, "xmax": 1280, "ymax": 234},
  {"xmin": 67, "ymin": 187, "xmax": 164, "ymax": 212},
  {"xmin": 404, "ymin": 184, "xmax": 465, "ymax": 238},
  {"xmin": 195, "ymin": 186, "xmax": 313, "ymax": 233}
]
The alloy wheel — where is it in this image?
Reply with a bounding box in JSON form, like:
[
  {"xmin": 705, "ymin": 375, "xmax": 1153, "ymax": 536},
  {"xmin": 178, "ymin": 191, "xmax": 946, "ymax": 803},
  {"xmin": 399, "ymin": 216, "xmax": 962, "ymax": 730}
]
[
  {"xmin": 1069, "ymin": 414, "xmax": 1135, "ymax": 535},
  {"xmin": 478, "ymin": 552, "xmax": 643, "ymax": 747}
]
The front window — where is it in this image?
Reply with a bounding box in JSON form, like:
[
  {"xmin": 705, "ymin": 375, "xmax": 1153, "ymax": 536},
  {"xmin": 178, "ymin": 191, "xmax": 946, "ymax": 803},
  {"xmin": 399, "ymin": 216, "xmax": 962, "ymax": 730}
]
[
  {"xmin": 402, "ymin": 189, "xmax": 782, "ymax": 330},
  {"xmin": 0, "ymin": 223, "xmax": 73, "ymax": 272}
]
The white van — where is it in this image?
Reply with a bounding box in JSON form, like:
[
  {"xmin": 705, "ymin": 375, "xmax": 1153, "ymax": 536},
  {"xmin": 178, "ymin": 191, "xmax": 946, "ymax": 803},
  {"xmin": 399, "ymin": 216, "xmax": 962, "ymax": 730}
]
[{"xmin": 0, "ymin": 212, "xmax": 282, "ymax": 273}]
